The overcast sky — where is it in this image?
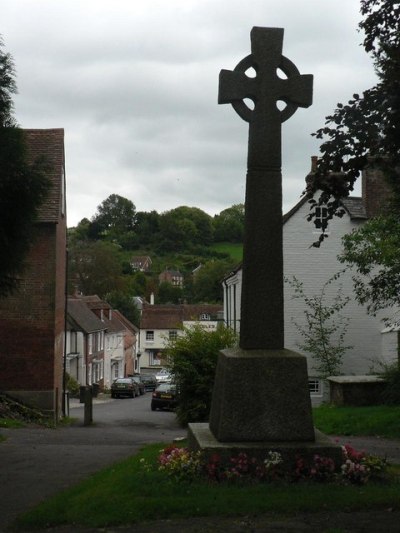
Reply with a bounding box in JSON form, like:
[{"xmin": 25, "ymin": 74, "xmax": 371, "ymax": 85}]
[{"xmin": 3, "ymin": 1, "xmax": 377, "ymax": 227}]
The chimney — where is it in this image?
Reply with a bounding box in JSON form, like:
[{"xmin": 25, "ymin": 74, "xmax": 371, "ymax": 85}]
[
  {"xmin": 150, "ymin": 292, "xmax": 155, "ymax": 305},
  {"xmin": 362, "ymin": 158, "xmax": 392, "ymax": 218},
  {"xmin": 311, "ymin": 155, "xmax": 318, "ymax": 172}
]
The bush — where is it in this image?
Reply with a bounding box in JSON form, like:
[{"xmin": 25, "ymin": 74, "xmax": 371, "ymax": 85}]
[
  {"xmin": 66, "ymin": 373, "xmax": 80, "ymax": 397},
  {"xmin": 380, "ymin": 361, "xmax": 400, "ymax": 405},
  {"xmin": 165, "ymin": 324, "xmax": 237, "ymax": 425}
]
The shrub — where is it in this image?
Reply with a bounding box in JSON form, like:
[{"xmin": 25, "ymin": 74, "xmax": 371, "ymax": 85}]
[
  {"xmin": 380, "ymin": 361, "xmax": 400, "ymax": 405},
  {"xmin": 165, "ymin": 324, "xmax": 237, "ymax": 425},
  {"xmin": 66, "ymin": 373, "xmax": 80, "ymax": 397}
]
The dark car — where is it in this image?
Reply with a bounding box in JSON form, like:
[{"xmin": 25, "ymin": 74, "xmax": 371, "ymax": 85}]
[
  {"xmin": 151, "ymin": 382, "xmax": 177, "ymax": 411},
  {"xmin": 140, "ymin": 373, "xmax": 157, "ymax": 391},
  {"xmin": 131, "ymin": 375, "xmax": 146, "ymax": 395},
  {"xmin": 111, "ymin": 377, "xmax": 140, "ymax": 398}
]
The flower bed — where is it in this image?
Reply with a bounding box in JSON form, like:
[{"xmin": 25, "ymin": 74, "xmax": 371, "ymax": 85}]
[{"xmin": 151, "ymin": 443, "xmax": 388, "ymax": 486}]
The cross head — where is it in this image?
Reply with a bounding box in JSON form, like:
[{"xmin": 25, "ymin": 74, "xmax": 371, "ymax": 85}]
[{"xmin": 219, "ymin": 27, "xmax": 313, "ymax": 170}]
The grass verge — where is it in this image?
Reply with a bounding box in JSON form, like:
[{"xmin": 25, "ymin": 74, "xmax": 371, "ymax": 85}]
[
  {"xmin": 13, "ymin": 442, "xmax": 400, "ymax": 531},
  {"xmin": 313, "ymin": 405, "xmax": 400, "ymax": 438}
]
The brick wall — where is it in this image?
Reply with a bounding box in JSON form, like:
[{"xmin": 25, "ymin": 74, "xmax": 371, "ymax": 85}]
[
  {"xmin": 362, "ymin": 163, "xmax": 392, "ymax": 217},
  {"xmin": 0, "ymin": 221, "xmax": 66, "ymax": 414}
]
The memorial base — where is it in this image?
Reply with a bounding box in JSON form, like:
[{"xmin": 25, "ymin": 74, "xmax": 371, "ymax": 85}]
[
  {"xmin": 188, "ymin": 423, "xmax": 343, "ymax": 469},
  {"xmin": 188, "ymin": 346, "xmax": 342, "ymax": 468},
  {"xmin": 209, "ymin": 347, "xmax": 315, "ymax": 442}
]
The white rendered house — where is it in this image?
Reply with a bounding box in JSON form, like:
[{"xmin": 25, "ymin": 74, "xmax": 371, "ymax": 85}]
[{"xmin": 223, "ymin": 159, "xmax": 397, "ymax": 404}]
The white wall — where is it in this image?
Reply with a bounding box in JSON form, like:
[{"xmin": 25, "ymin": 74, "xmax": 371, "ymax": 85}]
[
  {"xmin": 223, "ymin": 199, "xmax": 395, "ymax": 404},
  {"xmin": 283, "ymin": 200, "xmax": 386, "ymax": 378},
  {"xmin": 105, "ymin": 332, "xmax": 124, "ymax": 387}
]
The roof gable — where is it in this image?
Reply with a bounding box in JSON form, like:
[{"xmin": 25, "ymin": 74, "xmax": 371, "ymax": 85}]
[{"xmin": 67, "ymin": 299, "xmax": 105, "ymax": 333}]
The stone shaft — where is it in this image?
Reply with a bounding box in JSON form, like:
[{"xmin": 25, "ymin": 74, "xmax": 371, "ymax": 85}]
[{"xmin": 240, "ymin": 169, "xmax": 284, "ymax": 349}]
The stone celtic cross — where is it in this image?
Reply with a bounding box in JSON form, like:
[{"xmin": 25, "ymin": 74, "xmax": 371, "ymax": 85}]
[{"xmin": 219, "ymin": 27, "xmax": 313, "ymax": 349}]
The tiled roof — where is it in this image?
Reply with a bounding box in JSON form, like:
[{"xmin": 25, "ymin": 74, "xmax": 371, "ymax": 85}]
[
  {"xmin": 283, "ymin": 195, "xmax": 367, "ymax": 223},
  {"xmin": 140, "ymin": 304, "xmax": 223, "ymax": 329},
  {"xmin": 341, "ymin": 197, "xmax": 368, "ymax": 219},
  {"xmin": 102, "ymin": 314, "xmax": 125, "ymax": 334},
  {"xmin": 67, "ymin": 299, "xmax": 105, "ymax": 333},
  {"xmin": 24, "ymin": 129, "xmax": 65, "ymax": 223},
  {"xmin": 113, "ymin": 309, "xmax": 139, "ymax": 334},
  {"xmin": 131, "ymin": 255, "xmax": 152, "ymax": 264},
  {"xmin": 80, "ymin": 295, "xmax": 112, "ymax": 310}
]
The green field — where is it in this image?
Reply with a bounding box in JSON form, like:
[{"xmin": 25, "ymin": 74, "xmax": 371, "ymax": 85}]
[{"xmin": 211, "ymin": 242, "xmax": 243, "ymax": 262}]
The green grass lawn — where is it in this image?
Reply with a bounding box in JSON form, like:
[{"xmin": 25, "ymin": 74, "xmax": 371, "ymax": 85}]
[
  {"xmin": 210, "ymin": 242, "xmax": 243, "ymax": 261},
  {"xmin": 14, "ymin": 439, "xmax": 400, "ymax": 531},
  {"xmin": 313, "ymin": 404, "xmax": 400, "ymax": 438},
  {"xmin": 9, "ymin": 405, "xmax": 400, "ymax": 530}
]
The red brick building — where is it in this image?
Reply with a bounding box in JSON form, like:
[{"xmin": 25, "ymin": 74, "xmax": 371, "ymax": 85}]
[{"xmin": 0, "ymin": 129, "xmax": 67, "ymax": 418}]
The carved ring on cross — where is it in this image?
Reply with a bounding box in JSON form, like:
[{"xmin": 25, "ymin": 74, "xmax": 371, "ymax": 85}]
[{"xmin": 231, "ymin": 54, "xmax": 302, "ymax": 124}]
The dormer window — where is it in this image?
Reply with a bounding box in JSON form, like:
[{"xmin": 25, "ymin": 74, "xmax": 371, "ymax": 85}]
[{"xmin": 313, "ymin": 206, "xmax": 328, "ymax": 232}]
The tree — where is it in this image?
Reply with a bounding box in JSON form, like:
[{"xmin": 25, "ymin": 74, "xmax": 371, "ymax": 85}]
[
  {"xmin": 339, "ymin": 215, "xmax": 400, "ymax": 318},
  {"xmin": 91, "ymin": 194, "xmax": 136, "ymax": 241},
  {"xmin": 286, "ymin": 273, "xmax": 352, "ymax": 378},
  {"xmin": 0, "ymin": 36, "xmax": 50, "ymax": 296},
  {"xmin": 307, "ymin": 1, "xmax": 400, "ymax": 236},
  {"xmin": 166, "ymin": 324, "xmax": 237, "ymax": 425},
  {"xmin": 104, "ymin": 290, "xmax": 140, "ymax": 326},
  {"xmin": 213, "ymin": 203, "xmax": 245, "ymax": 243},
  {"xmin": 157, "ymin": 281, "xmax": 183, "ymax": 304},
  {"xmin": 192, "ymin": 258, "xmax": 236, "ymax": 303},
  {"xmin": 134, "ymin": 210, "xmax": 160, "ymax": 247},
  {"xmin": 157, "ymin": 206, "xmax": 214, "ymax": 252},
  {"xmin": 68, "ymin": 240, "xmax": 126, "ymax": 298}
]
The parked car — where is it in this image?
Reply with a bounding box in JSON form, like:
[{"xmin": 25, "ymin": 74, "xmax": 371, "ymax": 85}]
[
  {"xmin": 151, "ymin": 382, "xmax": 177, "ymax": 411},
  {"xmin": 111, "ymin": 377, "xmax": 140, "ymax": 398},
  {"xmin": 155, "ymin": 368, "xmax": 171, "ymax": 383},
  {"xmin": 131, "ymin": 375, "xmax": 146, "ymax": 395},
  {"xmin": 139, "ymin": 373, "xmax": 157, "ymax": 391}
]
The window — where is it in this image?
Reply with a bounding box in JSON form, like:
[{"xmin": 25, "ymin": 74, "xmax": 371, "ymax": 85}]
[
  {"xmin": 169, "ymin": 330, "xmax": 178, "ymax": 341},
  {"xmin": 146, "ymin": 330, "xmax": 154, "ymax": 341},
  {"xmin": 149, "ymin": 350, "xmax": 162, "ymax": 365},
  {"xmin": 200, "ymin": 313, "xmax": 210, "ymax": 321},
  {"xmin": 88, "ymin": 334, "xmax": 93, "ymax": 355},
  {"xmin": 70, "ymin": 331, "xmax": 77, "ymax": 353},
  {"xmin": 309, "ymin": 379, "xmax": 322, "ymax": 396},
  {"xmin": 314, "ymin": 206, "xmax": 328, "ymax": 232}
]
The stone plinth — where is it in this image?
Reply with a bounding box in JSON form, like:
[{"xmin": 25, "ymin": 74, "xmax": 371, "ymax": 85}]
[
  {"xmin": 188, "ymin": 423, "xmax": 343, "ymax": 468},
  {"xmin": 328, "ymin": 375, "xmax": 386, "ymax": 407},
  {"xmin": 209, "ymin": 347, "xmax": 315, "ymax": 442}
]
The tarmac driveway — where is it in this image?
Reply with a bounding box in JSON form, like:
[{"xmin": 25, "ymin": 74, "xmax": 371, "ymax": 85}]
[{"xmin": 0, "ymin": 394, "xmax": 185, "ymax": 531}]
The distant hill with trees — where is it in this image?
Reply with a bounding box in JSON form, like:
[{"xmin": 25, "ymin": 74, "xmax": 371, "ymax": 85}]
[{"xmin": 67, "ymin": 194, "xmax": 243, "ymax": 321}]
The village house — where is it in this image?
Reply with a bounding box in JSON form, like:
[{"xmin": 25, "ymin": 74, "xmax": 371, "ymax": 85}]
[
  {"xmin": 112, "ymin": 309, "xmax": 139, "ymax": 377},
  {"xmin": 158, "ymin": 268, "xmax": 184, "ymax": 288},
  {"xmin": 139, "ymin": 303, "xmax": 223, "ymax": 370},
  {"xmin": 67, "ymin": 296, "xmax": 139, "ymax": 390},
  {"xmin": 223, "ymin": 158, "xmax": 396, "ymax": 404},
  {"xmin": 66, "ymin": 298, "xmax": 106, "ymax": 388},
  {"xmin": 130, "ymin": 255, "xmax": 152, "ymax": 272},
  {"xmin": 0, "ymin": 129, "xmax": 67, "ymax": 417}
]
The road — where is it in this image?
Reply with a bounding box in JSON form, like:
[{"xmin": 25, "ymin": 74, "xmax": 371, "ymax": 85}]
[{"xmin": 0, "ymin": 392, "xmax": 185, "ymax": 530}]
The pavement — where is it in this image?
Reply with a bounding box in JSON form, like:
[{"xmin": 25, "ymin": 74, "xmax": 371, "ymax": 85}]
[{"xmin": 1, "ymin": 396, "xmax": 400, "ymax": 532}]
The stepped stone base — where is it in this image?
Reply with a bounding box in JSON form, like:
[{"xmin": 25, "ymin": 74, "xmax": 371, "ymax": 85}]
[
  {"xmin": 188, "ymin": 423, "xmax": 343, "ymax": 467},
  {"xmin": 189, "ymin": 346, "xmax": 343, "ymax": 468}
]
